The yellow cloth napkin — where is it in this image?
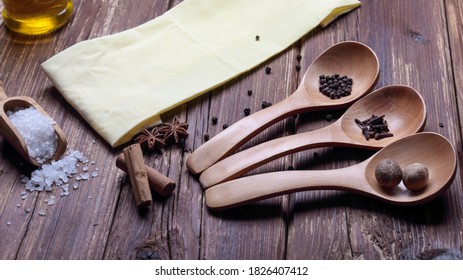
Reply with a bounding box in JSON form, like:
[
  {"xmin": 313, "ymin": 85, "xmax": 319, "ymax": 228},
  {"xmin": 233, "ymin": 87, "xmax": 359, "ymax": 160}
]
[{"xmin": 42, "ymin": 0, "xmax": 360, "ymax": 147}]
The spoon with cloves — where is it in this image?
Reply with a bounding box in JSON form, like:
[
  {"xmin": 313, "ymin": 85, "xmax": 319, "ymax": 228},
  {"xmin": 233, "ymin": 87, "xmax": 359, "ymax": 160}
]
[
  {"xmin": 0, "ymin": 80, "xmax": 67, "ymax": 166},
  {"xmin": 200, "ymin": 85, "xmax": 426, "ymax": 188}
]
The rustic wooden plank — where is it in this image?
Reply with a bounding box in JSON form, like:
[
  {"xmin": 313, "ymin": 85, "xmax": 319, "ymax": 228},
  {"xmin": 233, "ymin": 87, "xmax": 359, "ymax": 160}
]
[
  {"xmin": 198, "ymin": 49, "xmax": 301, "ymax": 259},
  {"xmin": 287, "ymin": 0, "xmax": 463, "ymax": 260},
  {"xmin": 0, "ymin": 0, "xmax": 172, "ymax": 259}
]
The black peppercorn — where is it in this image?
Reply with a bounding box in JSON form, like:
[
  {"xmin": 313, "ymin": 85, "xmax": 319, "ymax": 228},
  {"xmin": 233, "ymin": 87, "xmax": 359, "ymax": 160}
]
[
  {"xmin": 318, "ymin": 73, "xmax": 353, "ymax": 99},
  {"xmin": 244, "ymin": 108, "xmax": 251, "ymax": 116},
  {"xmin": 204, "ymin": 134, "xmax": 210, "ymax": 142},
  {"xmin": 211, "ymin": 116, "xmax": 218, "ymax": 125},
  {"xmin": 295, "ymin": 64, "xmax": 301, "ymax": 72},
  {"xmin": 222, "ymin": 124, "xmax": 229, "ymax": 129},
  {"xmin": 261, "ymin": 101, "xmax": 272, "ymax": 109},
  {"xmin": 247, "ymin": 90, "xmax": 252, "ymax": 96},
  {"xmin": 296, "ymin": 54, "xmax": 302, "ymax": 61},
  {"xmin": 255, "ymin": 35, "xmax": 260, "ymax": 41},
  {"xmin": 265, "ymin": 66, "xmax": 271, "ymax": 74}
]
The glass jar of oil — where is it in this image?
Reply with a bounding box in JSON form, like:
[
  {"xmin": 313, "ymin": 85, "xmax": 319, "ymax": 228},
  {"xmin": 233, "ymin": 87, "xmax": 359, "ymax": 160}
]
[{"xmin": 1, "ymin": 0, "xmax": 74, "ymax": 35}]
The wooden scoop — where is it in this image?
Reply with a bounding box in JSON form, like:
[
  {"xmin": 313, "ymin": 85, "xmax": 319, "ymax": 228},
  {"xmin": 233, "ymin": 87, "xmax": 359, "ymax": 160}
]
[
  {"xmin": 199, "ymin": 85, "xmax": 426, "ymax": 188},
  {"xmin": 186, "ymin": 41, "xmax": 380, "ymax": 175},
  {"xmin": 0, "ymin": 81, "xmax": 67, "ymax": 166},
  {"xmin": 205, "ymin": 132, "xmax": 457, "ymax": 210}
]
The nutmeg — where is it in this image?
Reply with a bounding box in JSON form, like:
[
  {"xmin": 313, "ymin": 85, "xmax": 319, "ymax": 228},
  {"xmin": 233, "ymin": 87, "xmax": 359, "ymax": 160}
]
[
  {"xmin": 375, "ymin": 159, "xmax": 402, "ymax": 188},
  {"xmin": 402, "ymin": 163, "xmax": 429, "ymax": 191}
]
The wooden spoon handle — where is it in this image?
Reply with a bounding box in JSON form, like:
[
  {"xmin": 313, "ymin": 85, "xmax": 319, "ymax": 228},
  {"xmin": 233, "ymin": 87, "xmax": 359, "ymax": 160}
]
[
  {"xmin": 199, "ymin": 123, "xmax": 348, "ymax": 188},
  {"xmin": 205, "ymin": 165, "xmax": 368, "ymax": 210},
  {"xmin": 0, "ymin": 80, "xmax": 7, "ymax": 101},
  {"xmin": 186, "ymin": 90, "xmax": 310, "ymax": 175}
]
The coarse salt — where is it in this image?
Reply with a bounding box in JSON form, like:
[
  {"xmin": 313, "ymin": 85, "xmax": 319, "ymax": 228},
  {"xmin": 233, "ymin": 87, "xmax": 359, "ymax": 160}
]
[{"xmin": 7, "ymin": 107, "xmax": 58, "ymax": 164}]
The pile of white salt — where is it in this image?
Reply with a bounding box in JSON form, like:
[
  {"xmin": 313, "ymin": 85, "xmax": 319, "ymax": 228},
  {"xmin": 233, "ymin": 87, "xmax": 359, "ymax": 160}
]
[{"xmin": 7, "ymin": 107, "xmax": 57, "ymax": 164}]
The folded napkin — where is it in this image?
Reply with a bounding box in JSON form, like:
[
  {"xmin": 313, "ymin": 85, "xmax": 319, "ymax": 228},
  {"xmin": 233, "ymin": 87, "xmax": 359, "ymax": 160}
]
[{"xmin": 42, "ymin": 0, "xmax": 361, "ymax": 147}]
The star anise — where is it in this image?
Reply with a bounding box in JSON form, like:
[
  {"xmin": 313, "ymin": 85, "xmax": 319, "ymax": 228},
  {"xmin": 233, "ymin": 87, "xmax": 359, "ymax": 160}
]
[
  {"xmin": 158, "ymin": 116, "xmax": 189, "ymax": 144},
  {"xmin": 134, "ymin": 127, "xmax": 165, "ymax": 151}
]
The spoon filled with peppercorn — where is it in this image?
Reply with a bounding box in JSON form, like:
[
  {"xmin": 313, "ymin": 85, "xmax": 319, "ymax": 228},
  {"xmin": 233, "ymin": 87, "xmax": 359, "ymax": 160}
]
[
  {"xmin": 0, "ymin": 81, "xmax": 67, "ymax": 167},
  {"xmin": 199, "ymin": 85, "xmax": 426, "ymax": 188},
  {"xmin": 187, "ymin": 41, "xmax": 380, "ymax": 175},
  {"xmin": 205, "ymin": 132, "xmax": 456, "ymax": 210}
]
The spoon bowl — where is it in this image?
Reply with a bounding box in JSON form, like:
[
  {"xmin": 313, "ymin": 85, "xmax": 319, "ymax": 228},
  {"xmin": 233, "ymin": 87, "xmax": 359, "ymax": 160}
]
[
  {"xmin": 200, "ymin": 85, "xmax": 426, "ymax": 188},
  {"xmin": 0, "ymin": 81, "xmax": 67, "ymax": 166},
  {"xmin": 187, "ymin": 41, "xmax": 380, "ymax": 175},
  {"xmin": 205, "ymin": 132, "xmax": 456, "ymax": 210}
]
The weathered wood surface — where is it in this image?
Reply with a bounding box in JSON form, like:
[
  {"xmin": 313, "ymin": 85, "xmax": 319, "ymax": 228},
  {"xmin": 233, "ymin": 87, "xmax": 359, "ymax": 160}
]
[{"xmin": 0, "ymin": 0, "xmax": 462, "ymax": 260}]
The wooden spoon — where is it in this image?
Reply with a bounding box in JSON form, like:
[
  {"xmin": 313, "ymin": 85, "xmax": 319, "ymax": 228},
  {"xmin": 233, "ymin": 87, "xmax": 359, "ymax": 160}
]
[
  {"xmin": 205, "ymin": 132, "xmax": 456, "ymax": 210},
  {"xmin": 187, "ymin": 41, "xmax": 380, "ymax": 175},
  {"xmin": 200, "ymin": 85, "xmax": 426, "ymax": 188},
  {"xmin": 0, "ymin": 81, "xmax": 67, "ymax": 166}
]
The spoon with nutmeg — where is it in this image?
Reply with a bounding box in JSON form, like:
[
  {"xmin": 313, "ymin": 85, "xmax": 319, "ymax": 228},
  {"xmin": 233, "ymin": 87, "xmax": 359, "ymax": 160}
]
[
  {"xmin": 205, "ymin": 132, "xmax": 457, "ymax": 210},
  {"xmin": 186, "ymin": 41, "xmax": 380, "ymax": 175},
  {"xmin": 0, "ymin": 80, "xmax": 67, "ymax": 167},
  {"xmin": 199, "ymin": 85, "xmax": 426, "ymax": 189}
]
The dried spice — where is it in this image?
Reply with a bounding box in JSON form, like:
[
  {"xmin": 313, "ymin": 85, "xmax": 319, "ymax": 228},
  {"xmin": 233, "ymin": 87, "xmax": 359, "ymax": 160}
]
[
  {"xmin": 211, "ymin": 116, "xmax": 218, "ymax": 125},
  {"xmin": 247, "ymin": 90, "xmax": 253, "ymax": 96},
  {"xmin": 134, "ymin": 115, "xmax": 188, "ymax": 151},
  {"xmin": 159, "ymin": 116, "xmax": 189, "ymax": 144},
  {"xmin": 222, "ymin": 124, "xmax": 229, "ymax": 129},
  {"xmin": 203, "ymin": 134, "xmax": 210, "ymax": 142},
  {"xmin": 244, "ymin": 108, "xmax": 251, "ymax": 116},
  {"xmin": 296, "ymin": 54, "xmax": 302, "ymax": 61},
  {"xmin": 261, "ymin": 101, "xmax": 272, "ymax": 109},
  {"xmin": 134, "ymin": 127, "xmax": 165, "ymax": 151},
  {"xmin": 319, "ymin": 74, "xmax": 353, "ymax": 99},
  {"xmin": 265, "ymin": 66, "xmax": 272, "ymax": 74},
  {"xmin": 255, "ymin": 35, "xmax": 260, "ymax": 41},
  {"xmin": 355, "ymin": 114, "xmax": 393, "ymax": 141}
]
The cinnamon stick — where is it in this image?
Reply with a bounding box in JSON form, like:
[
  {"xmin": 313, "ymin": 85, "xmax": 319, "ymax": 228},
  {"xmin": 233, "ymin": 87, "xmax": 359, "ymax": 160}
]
[
  {"xmin": 116, "ymin": 154, "xmax": 176, "ymax": 197},
  {"xmin": 122, "ymin": 144, "xmax": 152, "ymax": 208}
]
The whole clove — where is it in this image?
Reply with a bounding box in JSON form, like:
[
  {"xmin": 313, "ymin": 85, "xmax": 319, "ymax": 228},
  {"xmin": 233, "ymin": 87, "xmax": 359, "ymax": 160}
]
[{"xmin": 355, "ymin": 114, "xmax": 393, "ymax": 141}]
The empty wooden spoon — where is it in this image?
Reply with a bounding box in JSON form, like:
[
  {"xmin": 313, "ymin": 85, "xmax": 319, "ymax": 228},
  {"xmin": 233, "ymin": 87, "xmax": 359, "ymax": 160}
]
[
  {"xmin": 187, "ymin": 41, "xmax": 380, "ymax": 175},
  {"xmin": 200, "ymin": 85, "xmax": 426, "ymax": 188},
  {"xmin": 205, "ymin": 132, "xmax": 456, "ymax": 210},
  {"xmin": 0, "ymin": 81, "xmax": 67, "ymax": 166}
]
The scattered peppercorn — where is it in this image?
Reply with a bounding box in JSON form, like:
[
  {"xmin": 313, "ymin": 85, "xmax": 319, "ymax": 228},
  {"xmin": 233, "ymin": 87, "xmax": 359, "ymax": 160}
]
[
  {"xmin": 265, "ymin": 66, "xmax": 272, "ymax": 74},
  {"xmin": 287, "ymin": 166, "xmax": 294, "ymax": 170},
  {"xmin": 247, "ymin": 90, "xmax": 252, "ymax": 96},
  {"xmin": 244, "ymin": 108, "xmax": 251, "ymax": 116},
  {"xmin": 203, "ymin": 134, "xmax": 210, "ymax": 142},
  {"xmin": 319, "ymin": 74, "xmax": 353, "ymax": 99},
  {"xmin": 355, "ymin": 114, "xmax": 393, "ymax": 141},
  {"xmin": 222, "ymin": 124, "xmax": 229, "ymax": 129},
  {"xmin": 295, "ymin": 64, "xmax": 301, "ymax": 72},
  {"xmin": 261, "ymin": 101, "xmax": 272, "ymax": 109},
  {"xmin": 255, "ymin": 35, "xmax": 260, "ymax": 41},
  {"xmin": 439, "ymin": 123, "xmax": 444, "ymax": 128},
  {"xmin": 211, "ymin": 116, "xmax": 218, "ymax": 125},
  {"xmin": 296, "ymin": 54, "xmax": 302, "ymax": 61}
]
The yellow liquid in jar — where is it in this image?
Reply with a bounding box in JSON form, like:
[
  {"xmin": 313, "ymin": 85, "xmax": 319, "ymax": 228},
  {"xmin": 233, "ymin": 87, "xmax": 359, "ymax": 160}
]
[{"xmin": 2, "ymin": 0, "xmax": 74, "ymax": 35}]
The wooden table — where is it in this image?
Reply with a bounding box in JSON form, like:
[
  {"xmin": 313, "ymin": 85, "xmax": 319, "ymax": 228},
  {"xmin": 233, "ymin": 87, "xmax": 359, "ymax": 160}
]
[{"xmin": 1, "ymin": 0, "xmax": 462, "ymax": 260}]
